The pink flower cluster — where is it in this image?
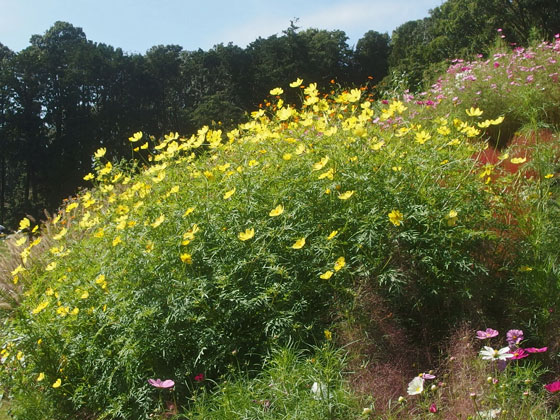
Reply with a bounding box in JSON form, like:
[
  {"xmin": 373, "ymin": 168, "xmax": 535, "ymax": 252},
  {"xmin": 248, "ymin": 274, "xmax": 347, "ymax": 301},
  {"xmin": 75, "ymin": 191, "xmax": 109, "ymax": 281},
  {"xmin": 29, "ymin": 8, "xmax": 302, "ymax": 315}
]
[{"xmin": 476, "ymin": 327, "xmax": 547, "ymax": 359}]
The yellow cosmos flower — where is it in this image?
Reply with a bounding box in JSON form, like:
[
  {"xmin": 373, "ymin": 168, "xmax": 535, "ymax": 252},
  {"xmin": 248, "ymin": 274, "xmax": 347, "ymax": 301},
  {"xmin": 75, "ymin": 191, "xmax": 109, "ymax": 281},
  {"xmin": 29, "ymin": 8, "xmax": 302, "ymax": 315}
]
[
  {"xmin": 282, "ymin": 153, "xmax": 292, "ymax": 161},
  {"xmin": 83, "ymin": 172, "xmax": 94, "ymax": 181},
  {"xmin": 19, "ymin": 217, "xmax": 30, "ymax": 231},
  {"xmin": 388, "ymin": 210, "xmax": 404, "ymax": 226},
  {"xmin": 371, "ymin": 140, "xmax": 385, "ymax": 151},
  {"xmin": 93, "ymin": 228, "xmax": 104, "ymax": 238},
  {"xmin": 277, "ymin": 107, "xmax": 294, "ymax": 121},
  {"xmin": 320, "ymin": 270, "xmax": 333, "ymax": 280},
  {"xmin": 466, "ymin": 107, "xmax": 483, "ymax": 117},
  {"xmin": 32, "ymin": 300, "xmax": 50, "ymax": 315},
  {"xmin": 183, "ymin": 207, "xmax": 195, "ymax": 217},
  {"xmin": 446, "ymin": 210, "xmax": 458, "ymax": 226},
  {"xmin": 180, "ymin": 253, "xmax": 192, "ymax": 264},
  {"xmin": 80, "ymin": 291, "xmax": 89, "ymax": 299},
  {"xmin": 238, "ymin": 228, "xmax": 255, "ymax": 241},
  {"xmin": 292, "ymin": 237, "xmax": 306, "ymax": 249},
  {"xmin": 269, "ymin": 87, "xmax": 284, "ymax": 96},
  {"xmin": 323, "ymin": 231, "xmax": 338, "ymax": 243},
  {"xmin": 491, "ymin": 116, "xmax": 504, "ymax": 125},
  {"xmin": 45, "ymin": 262, "xmax": 57, "ymax": 271},
  {"xmin": 37, "ymin": 372, "xmax": 45, "ymax": 382},
  {"xmin": 128, "ymin": 131, "xmax": 143, "ymax": 142},
  {"xmin": 269, "ymin": 204, "xmax": 284, "ymax": 217},
  {"xmin": 94, "ymin": 147, "xmax": 107, "ymax": 158},
  {"xmin": 52, "ymin": 379, "xmax": 62, "ymax": 388},
  {"xmin": 112, "ymin": 236, "xmax": 122, "ymax": 246},
  {"xmin": 318, "ymin": 168, "xmax": 334, "ymax": 180},
  {"xmin": 544, "ymin": 173, "xmax": 554, "ymax": 179},
  {"xmin": 12, "ymin": 264, "xmax": 25, "ymax": 276},
  {"xmin": 312, "ymin": 156, "xmax": 329, "ymax": 171},
  {"xmin": 289, "ymin": 78, "xmax": 303, "ymax": 88},
  {"xmin": 53, "ymin": 228, "xmax": 68, "ymax": 240},
  {"xmin": 415, "ymin": 130, "xmax": 431, "ymax": 144},
  {"xmin": 334, "ymin": 257, "xmax": 346, "ymax": 272},
  {"xmin": 510, "ymin": 157, "xmax": 527, "ymax": 164},
  {"xmin": 151, "ymin": 214, "xmax": 165, "ymax": 228},
  {"xmin": 324, "ymin": 329, "xmax": 332, "ymax": 340},
  {"xmin": 338, "ymin": 190, "xmax": 355, "ymax": 200},
  {"xmin": 223, "ymin": 188, "xmax": 236, "ymax": 200},
  {"xmin": 15, "ymin": 236, "xmax": 27, "ymax": 246}
]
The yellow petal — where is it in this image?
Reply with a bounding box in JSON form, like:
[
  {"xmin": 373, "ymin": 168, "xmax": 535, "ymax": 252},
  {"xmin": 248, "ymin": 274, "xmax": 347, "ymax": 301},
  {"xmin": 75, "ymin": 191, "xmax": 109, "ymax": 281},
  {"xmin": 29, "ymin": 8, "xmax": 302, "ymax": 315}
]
[
  {"xmin": 238, "ymin": 228, "xmax": 255, "ymax": 241},
  {"xmin": 334, "ymin": 257, "xmax": 346, "ymax": 272},
  {"xmin": 327, "ymin": 230, "xmax": 338, "ymax": 240},
  {"xmin": 223, "ymin": 188, "xmax": 236, "ymax": 200},
  {"xmin": 320, "ymin": 270, "xmax": 333, "ymax": 279},
  {"xmin": 292, "ymin": 237, "xmax": 306, "ymax": 249},
  {"xmin": 269, "ymin": 204, "xmax": 284, "ymax": 217},
  {"xmin": 338, "ymin": 190, "xmax": 355, "ymax": 200},
  {"xmin": 52, "ymin": 378, "xmax": 62, "ymax": 388}
]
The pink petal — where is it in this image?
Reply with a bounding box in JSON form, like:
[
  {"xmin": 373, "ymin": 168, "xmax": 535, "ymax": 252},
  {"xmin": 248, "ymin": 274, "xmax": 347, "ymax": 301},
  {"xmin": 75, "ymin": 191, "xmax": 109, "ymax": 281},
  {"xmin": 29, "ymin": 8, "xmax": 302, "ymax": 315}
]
[
  {"xmin": 148, "ymin": 378, "xmax": 162, "ymax": 387},
  {"xmin": 161, "ymin": 379, "xmax": 175, "ymax": 388},
  {"xmin": 525, "ymin": 347, "xmax": 547, "ymax": 353},
  {"xmin": 544, "ymin": 381, "xmax": 560, "ymax": 393}
]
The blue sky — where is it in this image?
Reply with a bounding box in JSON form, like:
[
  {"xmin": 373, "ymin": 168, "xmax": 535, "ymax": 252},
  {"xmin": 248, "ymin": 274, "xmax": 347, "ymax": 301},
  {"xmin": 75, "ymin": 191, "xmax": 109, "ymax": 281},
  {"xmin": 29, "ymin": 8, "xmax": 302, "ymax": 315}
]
[{"xmin": 0, "ymin": 0, "xmax": 443, "ymax": 54}]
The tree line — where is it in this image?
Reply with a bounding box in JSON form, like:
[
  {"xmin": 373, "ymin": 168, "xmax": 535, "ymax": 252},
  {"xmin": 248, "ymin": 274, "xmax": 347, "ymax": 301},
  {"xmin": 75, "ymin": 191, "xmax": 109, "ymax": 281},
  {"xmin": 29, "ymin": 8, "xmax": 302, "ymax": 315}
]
[{"xmin": 0, "ymin": 0, "xmax": 557, "ymax": 228}]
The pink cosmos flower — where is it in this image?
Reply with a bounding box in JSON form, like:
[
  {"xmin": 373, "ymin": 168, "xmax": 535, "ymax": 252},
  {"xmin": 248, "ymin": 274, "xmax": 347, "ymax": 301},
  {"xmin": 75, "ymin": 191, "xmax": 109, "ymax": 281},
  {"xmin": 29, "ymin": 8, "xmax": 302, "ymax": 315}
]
[
  {"xmin": 476, "ymin": 328, "xmax": 499, "ymax": 339},
  {"xmin": 194, "ymin": 373, "xmax": 204, "ymax": 382},
  {"xmin": 544, "ymin": 381, "xmax": 560, "ymax": 392},
  {"xmin": 510, "ymin": 348, "xmax": 529, "ymax": 360},
  {"xmin": 429, "ymin": 403, "xmax": 437, "ymax": 413},
  {"xmin": 421, "ymin": 373, "xmax": 436, "ymax": 380},
  {"xmin": 525, "ymin": 347, "xmax": 547, "ymax": 353},
  {"xmin": 506, "ymin": 329, "xmax": 523, "ymax": 346},
  {"xmin": 148, "ymin": 378, "xmax": 175, "ymax": 388}
]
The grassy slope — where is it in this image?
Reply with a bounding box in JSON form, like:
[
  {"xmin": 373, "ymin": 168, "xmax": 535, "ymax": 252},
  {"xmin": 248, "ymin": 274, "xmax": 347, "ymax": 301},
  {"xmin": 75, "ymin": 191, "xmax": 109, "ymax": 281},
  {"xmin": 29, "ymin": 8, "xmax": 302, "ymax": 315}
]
[{"xmin": 1, "ymin": 39, "xmax": 559, "ymax": 419}]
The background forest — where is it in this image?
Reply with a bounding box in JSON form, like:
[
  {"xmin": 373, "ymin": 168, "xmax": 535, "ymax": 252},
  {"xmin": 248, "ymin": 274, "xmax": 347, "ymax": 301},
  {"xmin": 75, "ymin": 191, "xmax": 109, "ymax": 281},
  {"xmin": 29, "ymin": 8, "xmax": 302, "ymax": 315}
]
[{"xmin": 0, "ymin": 0, "xmax": 558, "ymax": 229}]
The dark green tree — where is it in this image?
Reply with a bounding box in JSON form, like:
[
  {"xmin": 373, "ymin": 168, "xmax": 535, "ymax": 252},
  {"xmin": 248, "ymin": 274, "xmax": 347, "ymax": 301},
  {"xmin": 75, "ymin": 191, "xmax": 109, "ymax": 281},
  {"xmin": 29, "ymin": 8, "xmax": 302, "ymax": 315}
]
[{"xmin": 353, "ymin": 30, "xmax": 391, "ymax": 83}]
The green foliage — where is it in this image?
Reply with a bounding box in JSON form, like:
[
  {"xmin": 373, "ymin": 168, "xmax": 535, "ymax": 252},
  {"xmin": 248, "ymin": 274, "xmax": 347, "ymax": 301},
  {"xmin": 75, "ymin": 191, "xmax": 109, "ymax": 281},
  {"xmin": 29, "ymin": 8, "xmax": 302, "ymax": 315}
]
[
  {"xmin": 0, "ymin": 37, "xmax": 559, "ymax": 419},
  {"xmin": 181, "ymin": 343, "xmax": 361, "ymax": 420}
]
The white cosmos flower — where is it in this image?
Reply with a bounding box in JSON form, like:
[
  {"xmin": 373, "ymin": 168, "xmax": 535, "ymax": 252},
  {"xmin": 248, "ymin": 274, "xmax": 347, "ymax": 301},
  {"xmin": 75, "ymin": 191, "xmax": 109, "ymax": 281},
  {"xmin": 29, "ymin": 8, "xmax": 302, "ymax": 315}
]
[
  {"xmin": 478, "ymin": 408, "xmax": 502, "ymax": 419},
  {"xmin": 479, "ymin": 346, "xmax": 513, "ymax": 361},
  {"xmin": 407, "ymin": 376, "xmax": 424, "ymax": 395},
  {"xmin": 311, "ymin": 381, "xmax": 329, "ymax": 400}
]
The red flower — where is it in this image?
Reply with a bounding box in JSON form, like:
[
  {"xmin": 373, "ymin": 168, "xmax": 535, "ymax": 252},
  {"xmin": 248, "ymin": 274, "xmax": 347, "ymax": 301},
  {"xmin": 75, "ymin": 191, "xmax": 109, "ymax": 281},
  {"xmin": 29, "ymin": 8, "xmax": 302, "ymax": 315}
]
[
  {"xmin": 545, "ymin": 381, "xmax": 560, "ymax": 393},
  {"xmin": 194, "ymin": 373, "xmax": 204, "ymax": 382},
  {"xmin": 429, "ymin": 403, "xmax": 437, "ymax": 413}
]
